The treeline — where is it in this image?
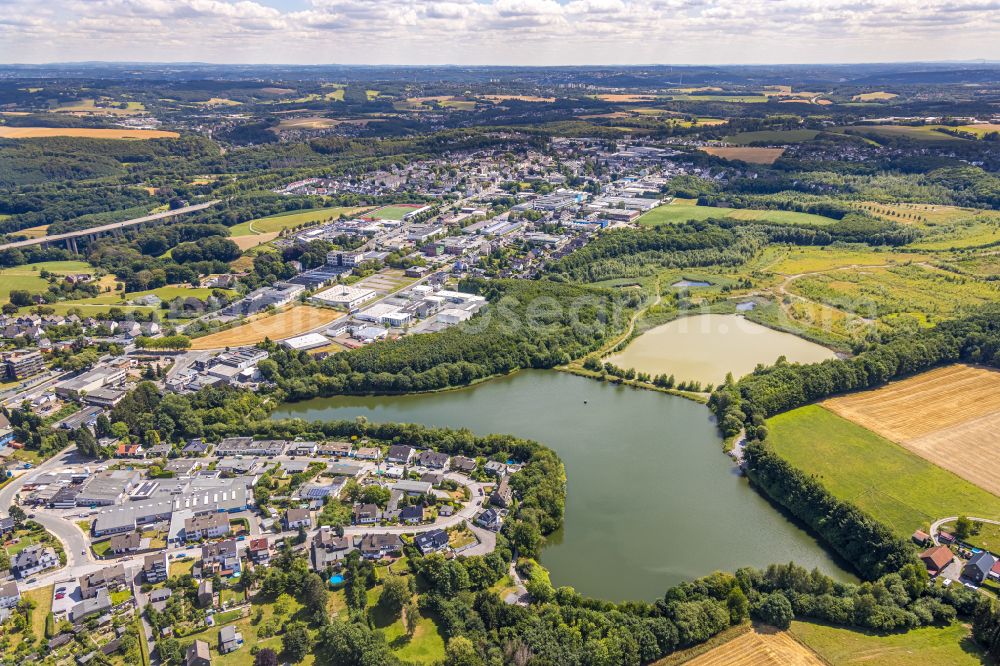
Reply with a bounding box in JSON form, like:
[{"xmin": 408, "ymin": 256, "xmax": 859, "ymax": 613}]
[
  {"xmin": 709, "ymin": 305, "xmax": 1000, "ymax": 438},
  {"xmin": 742, "ymin": 440, "xmax": 916, "ymax": 580},
  {"xmin": 262, "ymin": 278, "xmax": 639, "ymax": 399}
]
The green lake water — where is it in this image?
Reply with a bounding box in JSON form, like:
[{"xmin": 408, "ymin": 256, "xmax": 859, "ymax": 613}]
[{"xmin": 272, "ymin": 370, "xmax": 852, "ymax": 601}]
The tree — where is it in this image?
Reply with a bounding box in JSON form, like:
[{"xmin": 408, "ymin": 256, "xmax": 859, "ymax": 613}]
[
  {"xmin": 727, "ymin": 586, "xmax": 749, "ymax": 623},
  {"xmin": 756, "ymin": 593, "xmax": 794, "ymax": 630},
  {"xmin": 445, "ymin": 636, "xmax": 483, "ymax": 666},
  {"xmin": 378, "ymin": 575, "xmax": 411, "ymax": 619},
  {"xmin": 9, "ymin": 505, "xmax": 26, "ymax": 527},
  {"xmin": 281, "ymin": 622, "xmax": 310, "ymax": 663},
  {"xmin": 955, "ymin": 516, "xmax": 973, "ymax": 540},
  {"xmin": 253, "ymin": 647, "xmax": 278, "ymax": 666},
  {"xmin": 302, "ymin": 572, "xmax": 329, "ymax": 619}
]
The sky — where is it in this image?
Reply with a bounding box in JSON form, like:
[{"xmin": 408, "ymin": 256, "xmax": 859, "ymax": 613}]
[{"xmin": 1, "ymin": 0, "xmax": 999, "ymax": 66}]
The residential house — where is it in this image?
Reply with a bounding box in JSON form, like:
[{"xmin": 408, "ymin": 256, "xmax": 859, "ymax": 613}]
[
  {"xmin": 201, "ymin": 539, "xmax": 240, "ymax": 576},
  {"xmin": 353, "ymin": 503, "xmax": 379, "ymax": 525},
  {"xmin": 197, "ymin": 580, "xmax": 213, "ymax": 608},
  {"xmin": 964, "ymin": 551, "xmax": 999, "ymax": 585},
  {"xmin": 284, "ymin": 508, "xmax": 312, "ymax": 531},
  {"xmin": 420, "ymin": 472, "xmax": 444, "ymax": 487},
  {"xmin": 289, "ymin": 441, "xmax": 318, "ymax": 456},
  {"xmin": 386, "ymin": 445, "xmax": 414, "ymax": 465},
  {"xmin": 79, "ymin": 564, "xmax": 127, "ymax": 599},
  {"xmin": 399, "ymin": 505, "xmax": 423, "ymax": 525},
  {"xmin": 186, "ymin": 640, "xmax": 212, "ymax": 666},
  {"xmin": 0, "ymin": 581, "xmax": 20, "ymax": 611},
  {"xmin": 70, "ymin": 588, "xmax": 111, "ymax": 623},
  {"xmin": 911, "ymin": 530, "xmax": 930, "ymax": 547},
  {"xmin": 0, "ymin": 516, "xmax": 15, "ymax": 536},
  {"xmin": 12, "ymin": 544, "xmax": 59, "ymax": 579},
  {"xmin": 414, "ymin": 529, "xmax": 449, "ymax": 555},
  {"xmin": 109, "ymin": 531, "xmax": 141, "ymax": 554},
  {"xmin": 919, "ymin": 546, "xmax": 954, "ymax": 576},
  {"xmin": 354, "ymin": 447, "xmax": 381, "ymax": 461},
  {"xmin": 219, "ymin": 625, "xmax": 243, "ymax": 654},
  {"xmin": 248, "ymin": 538, "xmax": 271, "ymax": 565},
  {"xmin": 416, "ymin": 450, "xmax": 450, "ymax": 469},
  {"xmin": 143, "ymin": 553, "xmax": 168, "ymax": 584},
  {"xmin": 484, "ymin": 461, "xmax": 507, "ymax": 477},
  {"xmin": 149, "ymin": 588, "xmax": 172, "ymax": 613},
  {"xmin": 475, "ymin": 508, "xmax": 503, "ymax": 532},
  {"xmin": 490, "ymin": 476, "xmax": 513, "ymax": 509},
  {"xmin": 184, "ymin": 513, "xmax": 231, "ymax": 541},
  {"xmin": 319, "ymin": 442, "xmax": 352, "ymax": 457},
  {"xmin": 312, "ymin": 527, "xmax": 353, "ymax": 569},
  {"xmin": 182, "ymin": 439, "xmax": 209, "ymax": 456},
  {"xmin": 359, "ymin": 533, "xmax": 403, "ymax": 560}
]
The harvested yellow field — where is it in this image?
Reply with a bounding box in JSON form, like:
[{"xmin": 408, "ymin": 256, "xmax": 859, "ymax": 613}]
[
  {"xmin": 0, "ymin": 127, "xmax": 179, "ymax": 139},
  {"xmin": 852, "ymin": 91, "xmax": 898, "ymax": 101},
  {"xmin": 17, "ymin": 224, "xmax": 49, "ymax": 239},
  {"xmin": 686, "ymin": 628, "xmax": 824, "ymax": 666},
  {"xmin": 594, "ymin": 94, "xmax": 658, "ymax": 103},
  {"xmin": 190, "ymin": 306, "xmax": 343, "ymax": 350},
  {"xmin": 483, "ymin": 95, "xmax": 555, "ymax": 103},
  {"xmin": 700, "ymin": 146, "xmax": 786, "ymax": 164},
  {"xmin": 824, "ymin": 364, "xmax": 1000, "ymax": 496},
  {"xmin": 231, "ymin": 231, "xmax": 279, "ymax": 250}
]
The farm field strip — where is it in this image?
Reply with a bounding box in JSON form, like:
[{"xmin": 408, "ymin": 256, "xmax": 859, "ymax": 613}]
[
  {"xmin": 686, "ymin": 627, "xmax": 825, "ymax": 666},
  {"xmin": 0, "ymin": 127, "xmax": 179, "ymax": 139},
  {"xmin": 698, "ymin": 146, "xmax": 786, "ymax": 164}
]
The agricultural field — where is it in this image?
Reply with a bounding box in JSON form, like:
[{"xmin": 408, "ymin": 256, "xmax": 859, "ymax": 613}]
[
  {"xmin": 834, "ymin": 125, "xmax": 965, "ymax": 142},
  {"xmin": 723, "ymin": 129, "xmax": 820, "ymax": 145},
  {"xmin": 192, "ymin": 98, "xmax": 242, "ymax": 106},
  {"xmin": 954, "ymin": 123, "xmax": 1000, "ymax": 138},
  {"xmin": 228, "ymin": 206, "xmax": 372, "ymax": 237},
  {"xmin": 685, "ymin": 626, "xmax": 824, "ymax": 666},
  {"xmin": 766, "ymin": 404, "xmax": 1000, "ymax": 535},
  {"xmin": 0, "ymin": 127, "xmax": 179, "ymax": 139},
  {"xmin": 54, "ymin": 98, "xmax": 146, "ymax": 115},
  {"xmin": 189, "ymin": 305, "xmax": 343, "ymax": 350},
  {"xmin": 0, "ymin": 260, "xmax": 94, "ymax": 302},
  {"xmin": 699, "ymin": 146, "xmax": 786, "ymax": 164},
  {"xmin": 851, "ymin": 91, "xmax": 898, "ymax": 101},
  {"xmin": 482, "ymin": 95, "xmax": 555, "ymax": 103},
  {"xmin": 823, "ymin": 364, "xmax": 1000, "ymax": 496},
  {"xmin": 593, "ymin": 94, "xmax": 659, "ymax": 103},
  {"xmin": 789, "ymin": 621, "xmax": 986, "ymax": 666},
  {"xmin": 787, "ymin": 264, "xmax": 1000, "ymax": 324},
  {"xmin": 637, "ymin": 199, "xmax": 835, "ymax": 227},
  {"xmin": 275, "ymin": 116, "xmax": 340, "ymax": 130},
  {"xmin": 670, "ymin": 94, "xmax": 769, "ymax": 103}
]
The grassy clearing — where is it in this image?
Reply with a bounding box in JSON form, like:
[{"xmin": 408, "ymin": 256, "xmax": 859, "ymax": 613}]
[
  {"xmin": 0, "ymin": 260, "xmax": 94, "ymax": 302},
  {"xmin": 851, "ymin": 91, "xmax": 899, "ymax": 102},
  {"xmin": 24, "ymin": 585, "xmax": 53, "ymax": 642},
  {"xmin": 834, "ymin": 125, "xmax": 966, "ymax": 142},
  {"xmin": 766, "ymin": 247, "xmax": 928, "ymax": 274},
  {"xmin": 637, "ymin": 199, "xmax": 834, "ymax": 227},
  {"xmin": 228, "ymin": 206, "xmax": 371, "ymax": 236},
  {"xmin": 54, "ymin": 98, "xmax": 146, "ymax": 115},
  {"xmin": 766, "ymin": 405, "xmax": 1000, "ymax": 536},
  {"xmin": 954, "ymin": 123, "xmax": 1000, "ymax": 138},
  {"xmin": 790, "ymin": 620, "xmax": 986, "ymax": 665},
  {"xmin": 788, "ymin": 264, "xmax": 1000, "ymax": 324}
]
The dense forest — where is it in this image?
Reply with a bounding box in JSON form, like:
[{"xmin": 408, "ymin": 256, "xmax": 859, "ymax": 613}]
[{"xmin": 262, "ymin": 278, "xmax": 640, "ymax": 399}]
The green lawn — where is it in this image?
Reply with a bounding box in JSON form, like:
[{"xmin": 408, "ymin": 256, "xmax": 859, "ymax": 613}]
[
  {"xmin": 371, "ymin": 205, "xmax": 422, "ymax": 221},
  {"xmin": 637, "ymin": 200, "xmax": 836, "ymax": 227},
  {"xmin": 168, "ymin": 558, "xmax": 197, "ymax": 577},
  {"xmin": 767, "ymin": 405, "xmax": 1000, "ymax": 535},
  {"xmin": 790, "ymin": 620, "xmax": 987, "ymax": 665},
  {"xmin": 0, "ymin": 260, "xmax": 93, "ymax": 302},
  {"xmin": 941, "ymin": 520, "xmax": 1000, "ymax": 552},
  {"xmin": 228, "ymin": 206, "xmax": 371, "ymax": 236},
  {"xmin": 23, "ymin": 585, "xmax": 53, "ymax": 642}
]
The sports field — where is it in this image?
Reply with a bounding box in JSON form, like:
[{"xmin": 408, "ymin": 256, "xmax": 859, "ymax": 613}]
[
  {"xmin": 686, "ymin": 627, "xmax": 824, "ymax": 666},
  {"xmin": 0, "ymin": 127, "xmax": 178, "ymax": 139},
  {"xmin": 767, "ymin": 404, "xmax": 1000, "ymax": 535},
  {"xmin": 824, "ymin": 364, "xmax": 1000, "ymax": 496},
  {"xmin": 371, "ymin": 204, "xmax": 424, "ymax": 221},
  {"xmin": 790, "ymin": 621, "xmax": 985, "ymax": 666},
  {"xmin": 228, "ymin": 206, "xmax": 372, "ymax": 237},
  {"xmin": 190, "ymin": 305, "xmax": 343, "ymax": 350},
  {"xmin": 637, "ymin": 199, "xmax": 834, "ymax": 227},
  {"xmin": 699, "ymin": 146, "xmax": 786, "ymax": 164}
]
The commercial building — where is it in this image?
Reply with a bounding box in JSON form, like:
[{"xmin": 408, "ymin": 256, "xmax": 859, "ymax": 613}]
[
  {"xmin": 55, "ymin": 364, "xmax": 127, "ymax": 400},
  {"xmin": 280, "ymin": 333, "xmax": 331, "ymax": 351},
  {"xmin": 311, "ymin": 284, "xmax": 377, "ymax": 310}
]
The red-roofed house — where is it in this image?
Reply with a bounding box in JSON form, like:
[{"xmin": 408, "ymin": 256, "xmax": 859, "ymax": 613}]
[{"xmin": 919, "ymin": 545, "xmax": 954, "ymax": 576}]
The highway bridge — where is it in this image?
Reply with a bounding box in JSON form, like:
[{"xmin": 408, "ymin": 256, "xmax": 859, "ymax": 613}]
[{"xmin": 0, "ymin": 199, "xmax": 223, "ymax": 254}]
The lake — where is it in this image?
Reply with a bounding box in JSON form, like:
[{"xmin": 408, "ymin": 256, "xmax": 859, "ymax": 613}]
[
  {"xmin": 606, "ymin": 314, "xmax": 837, "ymax": 386},
  {"xmin": 273, "ymin": 370, "xmax": 851, "ymax": 601}
]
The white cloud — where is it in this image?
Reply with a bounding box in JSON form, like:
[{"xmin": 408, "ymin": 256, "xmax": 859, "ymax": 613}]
[{"xmin": 0, "ymin": 0, "xmax": 997, "ymax": 64}]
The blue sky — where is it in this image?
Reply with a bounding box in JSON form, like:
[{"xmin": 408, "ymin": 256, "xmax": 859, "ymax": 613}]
[{"xmin": 1, "ymin": 0, "xmax": 997, "ymax": 65}]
